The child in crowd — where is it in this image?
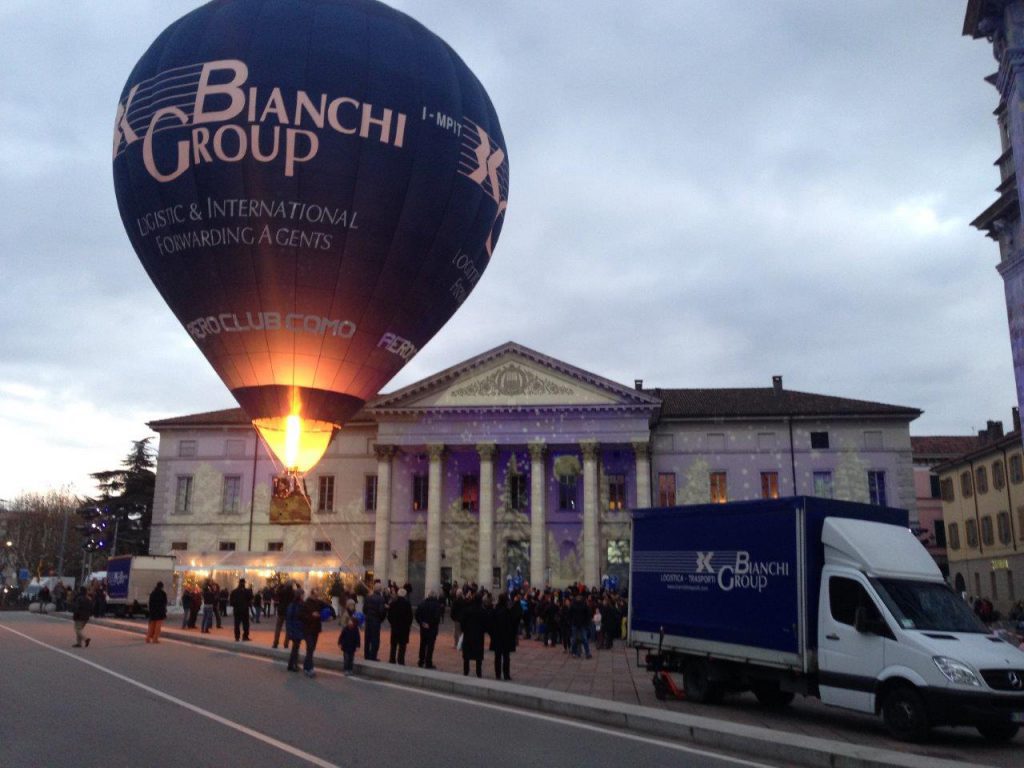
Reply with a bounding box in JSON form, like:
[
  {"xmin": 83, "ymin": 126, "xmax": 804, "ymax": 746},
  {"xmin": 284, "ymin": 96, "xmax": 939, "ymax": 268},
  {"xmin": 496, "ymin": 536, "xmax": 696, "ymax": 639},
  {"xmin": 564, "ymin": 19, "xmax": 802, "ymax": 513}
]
[{"xmin": 338, "ymin": 616, "xmax": 361, "ymax": 675}]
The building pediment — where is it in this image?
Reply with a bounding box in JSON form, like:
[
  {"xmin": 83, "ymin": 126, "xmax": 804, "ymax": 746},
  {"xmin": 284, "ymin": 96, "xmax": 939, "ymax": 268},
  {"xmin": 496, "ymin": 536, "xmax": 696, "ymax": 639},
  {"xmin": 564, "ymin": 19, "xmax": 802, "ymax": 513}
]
[{"xmin": 369, "ymin": 341, "xmax": 659, "ymax": 413}]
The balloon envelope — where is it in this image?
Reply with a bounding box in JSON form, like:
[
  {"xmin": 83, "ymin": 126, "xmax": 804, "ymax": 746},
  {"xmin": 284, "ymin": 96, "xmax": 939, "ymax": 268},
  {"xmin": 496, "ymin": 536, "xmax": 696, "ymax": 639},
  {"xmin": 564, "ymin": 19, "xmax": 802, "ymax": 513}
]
[{"xmin": 112, "ymin": 0, "xmax": 509, "ymax": 469}]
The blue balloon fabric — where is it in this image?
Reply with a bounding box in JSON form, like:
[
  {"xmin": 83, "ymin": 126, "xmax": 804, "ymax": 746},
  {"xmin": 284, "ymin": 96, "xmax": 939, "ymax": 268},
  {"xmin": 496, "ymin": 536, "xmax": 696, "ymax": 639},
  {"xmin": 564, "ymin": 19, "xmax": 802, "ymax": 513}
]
[{"xmin": 112, "ymin": 0, "xmax": 509, "ymax": 428}]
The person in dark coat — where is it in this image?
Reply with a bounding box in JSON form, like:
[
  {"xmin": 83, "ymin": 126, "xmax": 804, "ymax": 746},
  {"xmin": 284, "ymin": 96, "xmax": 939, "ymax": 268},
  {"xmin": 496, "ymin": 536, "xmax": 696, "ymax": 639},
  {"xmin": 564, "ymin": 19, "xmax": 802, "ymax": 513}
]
[
  {"xmin": 415, "ymin": 589, "xmax": 443, "ymax": 669},
  {"xmin": 285, "ymin": 587, "xmax": 306, "ymax": 673},
  {"xmin": 338, "ymin": 616, "xmax": 361, "ymax": 675},
  {"xmin": 71, "ymin": 586, "xmax": 93, "ymax": 648},
  {"xmin": 273, "ymin": 581, "xmax": 296, "ymax": 649},
  {"xmin": 460, "ymin": 592, "xmax": 486, "ymax": 677},
  {"xmin": 181, "ymin": 586, "xmax": 193, "ymax": 629},
  {"xmin": 363, "ymin": 583, "xmax": 387, "ymax": 661},
  {"xmin": 387, "ymin": 588, "xmax": 413, "ymax": 665},
  {"xmin": 146, "ymin": 581, "xmax": 168, "ymax": 644},
  {"xmin": 229, "ymin": 578, "xmax": 253, "ymax": 641},
  {"xmin": 187, "ymin": 585, "xmax": 201, "ymax": 628},
  {"xmin": 489, "ymin": 592, "xmax": 517, "ymax": 681},
  {"xmin": 299, "ymin": 590, "xmax": 326, "ymax": 677}
]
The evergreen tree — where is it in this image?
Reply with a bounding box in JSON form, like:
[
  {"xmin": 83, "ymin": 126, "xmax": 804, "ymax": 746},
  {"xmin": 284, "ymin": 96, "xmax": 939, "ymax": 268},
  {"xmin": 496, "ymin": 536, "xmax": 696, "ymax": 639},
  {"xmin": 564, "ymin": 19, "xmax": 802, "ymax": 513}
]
[{"xmin": 86, "ymin": 438, "xmax": 156, "ymax": 557}]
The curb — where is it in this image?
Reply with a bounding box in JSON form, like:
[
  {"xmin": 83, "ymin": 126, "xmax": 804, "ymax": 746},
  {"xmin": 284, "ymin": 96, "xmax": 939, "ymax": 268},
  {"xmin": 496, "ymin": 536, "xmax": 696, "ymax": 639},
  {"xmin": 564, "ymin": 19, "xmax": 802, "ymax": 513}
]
[{"xmin": 71, "ymin": 616, "xmax": 989, "ymax": 768}]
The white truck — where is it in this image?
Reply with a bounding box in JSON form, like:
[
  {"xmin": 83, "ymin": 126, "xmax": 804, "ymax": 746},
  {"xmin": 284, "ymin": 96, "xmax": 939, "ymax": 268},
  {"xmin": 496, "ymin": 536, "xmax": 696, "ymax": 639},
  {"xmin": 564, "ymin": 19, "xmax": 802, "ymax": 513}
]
[
  {"xmin": 630, "ymin": 497, "xmax": 1024, "ymax": 742},
  {"xmin": 104, "ymin": 555, "xmax": 175, "ymax": 618}
]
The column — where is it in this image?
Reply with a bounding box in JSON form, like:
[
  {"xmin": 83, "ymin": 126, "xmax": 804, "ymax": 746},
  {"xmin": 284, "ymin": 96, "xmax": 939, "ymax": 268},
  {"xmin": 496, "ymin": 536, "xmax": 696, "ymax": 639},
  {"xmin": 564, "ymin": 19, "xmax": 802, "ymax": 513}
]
[
  {"xmin": 633, "ymin": 440, "xmax": 652, "ymax": 508},
  {"xmin": 528, "ymin": 441, "xmax": 547, "ymax": 588},
  {"xmin": 372, "ymin": 444, "xmax": 394, "ymax": 584},
  {"xmin": 581, "ymin": 440, "xmax": 600, "ymax": 587},
  {"xmin": 425, "ymin": 443, "xmax": 445, "ymax": 595},
  {"xmin": 477, "ymin": 443, "xmax": 496, "ymax": 589}
]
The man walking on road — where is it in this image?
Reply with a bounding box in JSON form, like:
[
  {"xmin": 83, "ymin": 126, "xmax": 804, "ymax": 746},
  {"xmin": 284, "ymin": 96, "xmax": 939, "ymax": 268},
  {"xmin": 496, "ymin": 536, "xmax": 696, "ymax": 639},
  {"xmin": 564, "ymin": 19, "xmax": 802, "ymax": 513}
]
[
  {"xmin": 71, "ymin": 586, "xmax": 93, "ymax": 648},
  {"xmin": 273, "ymin": 580, "xmax": 296, "ymax": 649},
  {"xmin": 230, "ymin": 578, "xmax": 253, "ymax": 641}
]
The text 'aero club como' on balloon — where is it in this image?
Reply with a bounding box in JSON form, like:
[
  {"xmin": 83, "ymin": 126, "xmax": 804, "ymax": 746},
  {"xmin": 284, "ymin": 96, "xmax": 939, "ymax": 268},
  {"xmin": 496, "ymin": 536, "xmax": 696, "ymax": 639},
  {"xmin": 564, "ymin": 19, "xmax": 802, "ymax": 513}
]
[{"xmin": 112, "ymin": 0, "xmax": 509, "ymax": 482}]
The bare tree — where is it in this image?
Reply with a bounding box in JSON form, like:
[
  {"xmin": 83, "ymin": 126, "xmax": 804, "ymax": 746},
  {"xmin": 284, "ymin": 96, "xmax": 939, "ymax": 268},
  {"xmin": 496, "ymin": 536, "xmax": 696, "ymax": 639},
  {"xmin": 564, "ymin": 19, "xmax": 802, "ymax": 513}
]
[{"xmin": 0, "ymin": 489, "xmax": 82, "ymax": 583}]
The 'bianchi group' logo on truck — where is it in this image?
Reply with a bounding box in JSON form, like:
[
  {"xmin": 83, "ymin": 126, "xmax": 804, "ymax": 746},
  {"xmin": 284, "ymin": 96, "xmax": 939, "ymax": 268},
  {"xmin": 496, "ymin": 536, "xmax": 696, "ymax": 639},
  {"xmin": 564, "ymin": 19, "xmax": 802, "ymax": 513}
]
[{"xmin": 633, "ymin": 550, "xmax": 791, "ymax": 593}]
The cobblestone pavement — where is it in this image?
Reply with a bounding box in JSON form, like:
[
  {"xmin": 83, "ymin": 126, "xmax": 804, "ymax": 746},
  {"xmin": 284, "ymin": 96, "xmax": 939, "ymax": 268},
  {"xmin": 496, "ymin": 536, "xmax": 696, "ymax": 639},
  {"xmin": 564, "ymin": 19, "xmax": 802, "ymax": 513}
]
[{"xmin": 120, "ymin": 611, "xmax": 1023, "ymax": 767}]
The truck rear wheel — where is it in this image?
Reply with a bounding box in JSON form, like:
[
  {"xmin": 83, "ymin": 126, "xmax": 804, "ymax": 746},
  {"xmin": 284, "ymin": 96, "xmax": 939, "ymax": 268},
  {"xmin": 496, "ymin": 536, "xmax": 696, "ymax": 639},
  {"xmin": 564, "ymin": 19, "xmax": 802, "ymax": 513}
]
[
  {"xmin": 976, "ymin": 723, "xmax": 1019, "ymax": 742},
  {"xmin": 751, "ymin": 681, "xmax": 795, "ymax": 708},
  {"xmin": 683, "ymin": 659, "xmax": 723, "ymax": 704},
  {"xmin": 880, "ymin": 686, "xmax": 929, "ymax": 742}
]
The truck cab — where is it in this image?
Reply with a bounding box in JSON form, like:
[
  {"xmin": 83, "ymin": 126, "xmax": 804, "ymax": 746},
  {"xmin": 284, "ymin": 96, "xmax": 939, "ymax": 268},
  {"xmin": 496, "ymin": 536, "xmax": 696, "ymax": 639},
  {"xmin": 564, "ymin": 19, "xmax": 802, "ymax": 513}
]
[{"xmin": 817, "ymin": 517, "xmax": 1024, "ymax": 741}]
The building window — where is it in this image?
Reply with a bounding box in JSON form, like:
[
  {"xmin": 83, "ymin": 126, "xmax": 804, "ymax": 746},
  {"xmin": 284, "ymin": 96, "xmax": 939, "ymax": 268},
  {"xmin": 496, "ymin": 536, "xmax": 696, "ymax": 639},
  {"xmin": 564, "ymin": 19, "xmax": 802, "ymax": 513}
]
[
  {"xmin": 170, "ymin": 541, "xmax": 187, "ymax": 551},
  {"xmin": 225, "ymin": 439, "xmax": 245, "ymax": 458},
  {"xmin": 222, "ymin": 475, "xmax": 242, "ymax": 515},
  {"xmin": 981, "ymin": 516, "xmax": 994, "ymax": 546},
  {"xmin": 975, "ymin": 466, "xmax": 989, "ymax": 495},
  {"xmin": 934, "ymin": 520, "xmax": 946, "ymax": 548},
  {"xmin": 863, "ymin": 431, "xmax": 883, "ymax": 450},
  {"xmin": 868, "ymin": 471, "xmax": 887, "ymax": 506},
  {"xmin": 997, "ymin": 511, "xmax": 1012, "ymax": 545},
  {"xmin": 948, "ymin": 523, "xmax": 960, "ymax": 550},
  {"xmin": 990, "ymin": 570, "xmax": 998, "ymax": 601},
  {"xmin": 658, "ymin": 473, "xmax": 676, "ymax": 506},
  {"xmin": 929, "ymin": 474, "xmax": 941, "ymax": 499},
  {"xmin": 1019, "ymin": 506, "xmax": 1024, "ymax": 537},
  {"xmin": 362, "ymin": 541, "xmax": 375, "ymax": 566},
  {"xmin": 810, "ymin": 431, "xmax": 830, "ymax": 450},
  {"xmin": 607, "ymin": 474, "xmax": 626, "ymax": 510},
  {"xmin": 761, "ymin": 472, "xmax": 779, "ymax": 499},
  {"xmin": 314, "ymin": 540, "xmax": 332, "ymax": 552},
  {"xmin": 993, "ymin": 460, "xmax": 1006, "ymax": 491},
  {"xmin": 318, "ymin": 475, "xmax": 335, "ymax": 513},
  {"xmin": 960, "ymin": 471, "xmax": 973, "ymax": 498},
  {"xmin": 965, "ymin": 519, "xmax": 978, "ymax": 548},
  {"xmin": 710, "ymin": 471, "xmax": 728, "ymax": 504},
  {"xmin": 364, "ymin": 475, "xmax": 378, "ymax": 511},
  {"xmin": 178, "ymin": 439, "xmax": 197, "ymax": 458},
  {"xmin": 508, "ymin": 472, "xmax": 527, "ymax": 511},
  {"xmin": 174, "ymin": 476, "xmax": 193, "ymax": 515},
  {"xmin": 558, "ymin": 473, "xmax": 577, "ymax": 511},
  {"xmin": 1011, "ymin": 454, "xmax": 1024, "ymax": 484},
  {"xmin": 813, "ymin": 471, "xmax": 834, "ymax": 499},
  {"xmin": 939, "ymin": 477, "xmax": 954, "ymax": 502},
  {"xmin": 219, "ymin": 541, "xmax": 236, "ymax": 551},
  {"xmin": 267, "ymin": 541, "xmax": 284, "ymax": 552},
  {"xmin": 606, "ymin": 540, "xmax": 630, "ymax": 564},
  {"xmin": 462, "ymin": 474, "xmax": 480, "ymax": 512},
  {"xmin": 412, "ymin": 474, "xmax": 429, "ymax": 511},
  {"xmin": 757, "ymin": 433, "xmax": 776, "ymax": 451},
  {"xmin": 974, "ymin": 572, "xmax": 982, "ymax": 599}
]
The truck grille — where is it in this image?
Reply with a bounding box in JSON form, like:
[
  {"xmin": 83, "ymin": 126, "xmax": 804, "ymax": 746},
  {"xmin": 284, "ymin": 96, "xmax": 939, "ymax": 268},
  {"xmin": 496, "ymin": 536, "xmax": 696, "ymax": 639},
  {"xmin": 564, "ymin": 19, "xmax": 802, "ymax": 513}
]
[{"xmin": 980, "ymin": 669, "xmax": 1024, "ymax": 691}]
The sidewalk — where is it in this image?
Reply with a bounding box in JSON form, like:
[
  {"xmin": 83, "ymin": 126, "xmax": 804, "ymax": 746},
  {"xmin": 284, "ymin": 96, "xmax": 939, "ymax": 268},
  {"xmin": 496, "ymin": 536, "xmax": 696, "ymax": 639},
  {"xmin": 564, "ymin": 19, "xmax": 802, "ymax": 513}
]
[{"xmin": 85, "ymin": 610, "xmax": 1016, "ymax": 768}]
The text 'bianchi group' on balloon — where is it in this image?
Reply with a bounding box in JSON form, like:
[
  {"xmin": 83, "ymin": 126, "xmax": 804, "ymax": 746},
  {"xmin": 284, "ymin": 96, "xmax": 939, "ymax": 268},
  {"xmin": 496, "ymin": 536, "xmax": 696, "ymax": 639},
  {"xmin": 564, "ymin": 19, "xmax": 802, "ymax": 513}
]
[{"xmin": 111, "ymin": 0, "xmax": 510, "ymax": 501}]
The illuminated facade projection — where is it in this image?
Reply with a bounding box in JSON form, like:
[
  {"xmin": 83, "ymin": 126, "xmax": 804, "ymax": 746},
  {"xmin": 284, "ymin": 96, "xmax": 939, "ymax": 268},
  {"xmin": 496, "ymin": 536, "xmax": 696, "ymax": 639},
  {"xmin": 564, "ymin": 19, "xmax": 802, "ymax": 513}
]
[{"xmin": 149, "ymin": 342, "xmax": 920, "ymax": 600}]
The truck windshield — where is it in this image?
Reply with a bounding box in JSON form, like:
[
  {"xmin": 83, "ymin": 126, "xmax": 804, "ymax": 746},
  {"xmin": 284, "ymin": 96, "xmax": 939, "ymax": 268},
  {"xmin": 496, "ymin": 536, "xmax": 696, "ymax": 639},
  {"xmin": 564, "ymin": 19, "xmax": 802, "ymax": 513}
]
[{"xmin": 871, "ymin": 579, "xmax": 988, "ymax": 633}]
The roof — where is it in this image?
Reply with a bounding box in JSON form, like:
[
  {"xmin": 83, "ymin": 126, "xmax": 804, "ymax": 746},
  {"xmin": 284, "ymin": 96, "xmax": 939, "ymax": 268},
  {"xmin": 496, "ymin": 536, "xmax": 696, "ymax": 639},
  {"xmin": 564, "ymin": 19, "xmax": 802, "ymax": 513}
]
[
  {"xmin": 933, "ymin": 429, "xmax": 1023, "ymax": 473},
  {"xmin": 652, "ymin": 387, "xmax": 921, "ymax": 421},
  {"xmin": 911, "ymin": 436, "xmax": 983, "ymax": 459},
  {"xmin": 148, "ymin": 407, "xmax": 373, "ymax": 430}
]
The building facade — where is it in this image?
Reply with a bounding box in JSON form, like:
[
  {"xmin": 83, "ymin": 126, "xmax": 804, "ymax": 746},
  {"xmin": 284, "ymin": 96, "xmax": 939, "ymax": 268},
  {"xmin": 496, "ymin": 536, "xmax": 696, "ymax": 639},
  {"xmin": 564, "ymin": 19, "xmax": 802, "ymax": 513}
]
[
  {"xmin": 937, "ymin": 418, "xmax": 1024, "ymax": 615},
  {"xmin": 148, "ymin": 342, "xmax": 920, "ymax": 599}
]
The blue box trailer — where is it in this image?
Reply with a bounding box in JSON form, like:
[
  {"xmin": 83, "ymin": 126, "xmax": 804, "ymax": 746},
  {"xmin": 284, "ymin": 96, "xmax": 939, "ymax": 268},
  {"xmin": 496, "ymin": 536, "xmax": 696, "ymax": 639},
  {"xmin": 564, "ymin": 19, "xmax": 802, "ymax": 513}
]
[{"xmin": 630, "ymin": 496, "xmax": 906, "ymax": 670}]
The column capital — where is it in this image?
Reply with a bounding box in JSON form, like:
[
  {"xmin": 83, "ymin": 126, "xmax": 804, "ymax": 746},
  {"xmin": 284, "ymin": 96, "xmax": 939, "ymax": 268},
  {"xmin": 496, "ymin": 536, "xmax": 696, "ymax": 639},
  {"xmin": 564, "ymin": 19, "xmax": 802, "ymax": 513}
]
[
  {"xmin": 527, "ymin": 441, "xmax": 547, "ymax": 461},
  {"xmin": 580, "ymin": 440, "xmax": 600, "ymax": 461},
  {"xmin": 631, "ymin": 440, "xmax": 650, "ymax": 460},
  {"xmin": 427, "ymin": 443, "xmax": 446, "ymax": 461},
  {"xmin": 373, "ymin": 443, "xmax": 396, "ymax": 460},
  {"xmin": 476, "ymin": 442, "xmax": 496, "ymax": 460}
]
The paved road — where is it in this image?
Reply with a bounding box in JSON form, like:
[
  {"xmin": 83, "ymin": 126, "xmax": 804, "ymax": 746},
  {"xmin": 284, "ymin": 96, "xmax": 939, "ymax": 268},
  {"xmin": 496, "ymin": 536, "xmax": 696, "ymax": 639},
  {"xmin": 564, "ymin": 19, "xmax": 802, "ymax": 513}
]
[{"xmin": 0, "ymin": 613, "xmax": 780, "ymax": 768}]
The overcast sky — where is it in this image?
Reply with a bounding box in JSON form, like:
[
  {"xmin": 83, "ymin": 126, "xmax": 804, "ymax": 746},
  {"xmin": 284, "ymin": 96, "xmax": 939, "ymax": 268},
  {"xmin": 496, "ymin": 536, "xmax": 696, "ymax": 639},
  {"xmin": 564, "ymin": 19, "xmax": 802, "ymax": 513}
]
[{"xmin": 0, "ymin": 1, "xmax": 1013, "ymax": 501}]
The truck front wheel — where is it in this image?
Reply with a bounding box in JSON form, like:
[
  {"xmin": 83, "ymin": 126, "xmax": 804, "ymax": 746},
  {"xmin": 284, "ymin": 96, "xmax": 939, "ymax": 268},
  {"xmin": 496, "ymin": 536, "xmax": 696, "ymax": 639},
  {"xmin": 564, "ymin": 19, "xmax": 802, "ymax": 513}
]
[
  {"xmin": 683, "ymin": 659, "xmax": 723, "ymax": 704},
  {"xmin": 976, "ymin": 723, "xmax": 1019, "ymax": 742},
  {"xmin": 880, "ymin": 686, "xmax": 929, "ymax": 742}
]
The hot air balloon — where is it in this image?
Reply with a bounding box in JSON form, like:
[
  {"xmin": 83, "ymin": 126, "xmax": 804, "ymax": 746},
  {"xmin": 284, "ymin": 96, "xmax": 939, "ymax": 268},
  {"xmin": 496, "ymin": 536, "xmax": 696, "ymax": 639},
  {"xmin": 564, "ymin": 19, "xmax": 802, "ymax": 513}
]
[{"xmin": 112, "ymin": 0, "xmax": 509, "ymax": 485}]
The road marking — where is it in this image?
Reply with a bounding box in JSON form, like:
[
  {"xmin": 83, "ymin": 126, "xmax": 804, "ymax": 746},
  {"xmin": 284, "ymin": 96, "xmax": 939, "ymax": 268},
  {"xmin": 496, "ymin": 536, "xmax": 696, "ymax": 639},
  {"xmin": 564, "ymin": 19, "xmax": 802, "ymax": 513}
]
[
  {"xmin": 344, "ymin": 676, "xmax": 779, "ymax": 768},
  {"xmin": 0, "ymin": 622, "xmax": 342, "ymax": 768}
]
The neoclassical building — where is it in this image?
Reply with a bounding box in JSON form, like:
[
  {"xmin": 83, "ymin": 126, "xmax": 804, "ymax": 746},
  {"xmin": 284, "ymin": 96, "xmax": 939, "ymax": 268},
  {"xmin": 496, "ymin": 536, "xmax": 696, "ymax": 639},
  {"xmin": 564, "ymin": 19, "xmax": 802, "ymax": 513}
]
[{"xmin": 148, "ymin": 342, "xmax": 920, "ymax": 599}]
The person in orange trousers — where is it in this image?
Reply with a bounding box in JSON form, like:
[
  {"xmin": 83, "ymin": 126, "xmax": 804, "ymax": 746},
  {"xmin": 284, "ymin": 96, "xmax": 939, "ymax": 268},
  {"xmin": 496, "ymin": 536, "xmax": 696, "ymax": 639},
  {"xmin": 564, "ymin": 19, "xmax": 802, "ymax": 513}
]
[{"xmin": 146, "ymin": 581, "xmax": 168, "ymax": 643}]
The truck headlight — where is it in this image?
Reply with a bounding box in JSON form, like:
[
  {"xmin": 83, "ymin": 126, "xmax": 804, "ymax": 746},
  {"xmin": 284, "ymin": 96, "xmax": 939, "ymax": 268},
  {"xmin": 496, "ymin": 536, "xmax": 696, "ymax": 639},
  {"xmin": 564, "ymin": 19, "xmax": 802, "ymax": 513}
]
[{"xmin": 933, "ymin": 656, "xmax": 981, "ymax": 687}]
